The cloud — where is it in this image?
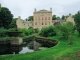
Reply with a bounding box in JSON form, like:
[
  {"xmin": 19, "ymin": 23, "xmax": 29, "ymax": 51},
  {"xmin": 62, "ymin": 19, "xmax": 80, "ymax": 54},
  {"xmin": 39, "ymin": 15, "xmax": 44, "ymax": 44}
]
[{"xmin": 0, "ymin": 0, "xmax": 80, "ymax": 19}]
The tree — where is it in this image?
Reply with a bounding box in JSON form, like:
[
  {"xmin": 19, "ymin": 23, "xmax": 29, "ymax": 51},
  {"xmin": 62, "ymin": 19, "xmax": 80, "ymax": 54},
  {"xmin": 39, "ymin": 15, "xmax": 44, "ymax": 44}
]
[
  {"xmin": 52, "ymin": 15, "xmax": 60, "ymax": 20},
  {"xmin": 39, "ymin": 26, "xmax": 56, "ymax": 37},
  {"xmin": 18, "ymin": 28, "xmax": 35, "ymax": 36},
  {"xmin": 56, "ymin": 16, "xmax": 61, "ymax": 20},
  {"xmin": 25, "ymin": 18, "xmax": 28, "ymax": 21},
  {"xmin": 61, "ymin": 15, "xmax": 65, "ymax": 20},
  {"xmin": 9, "ymin": 18, "xmax": 18, "ymax": 28},
  {"xmin": 0, "ymin": 7, "xmax": 13, "ymax": 28},
  {"xmin": 74, "ymin": 11, "xmax": 80, "ymax": 36},
  {"xmin": 0, "ymin": 4, "xmax": 1, "ymax": 12},
  {"xmin": 55, "ymin": 22, "xmax": 74, "ymax": 42},
  {"xmin": 52, "ymin": 15, "xmax": 57, "ymax": 20},
  {"xmin": 28, "ymin": 16, "xmax": 33, "ymax": 21}
]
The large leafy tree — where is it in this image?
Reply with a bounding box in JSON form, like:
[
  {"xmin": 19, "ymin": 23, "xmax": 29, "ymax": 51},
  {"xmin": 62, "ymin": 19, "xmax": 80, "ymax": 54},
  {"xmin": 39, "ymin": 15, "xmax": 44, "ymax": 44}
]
[
  {"xmin": 27, "ymin": 16, "xmax": 33, "ymax": 21},
  {"xmin": 74, "ymin": 11, "xmax": 80, "ymax": 36},
  {"xmin": 61, "ymin": 15, "xmax": 65, "ymax": 20},
  {"xmin": 39, "ymin": 26, "xmax": 56, "ymax": 37},
  {"xmin": 0, "ymin": 4, "xmax": 1, "ymax": 11},
  {"xmin": 52, "ymin": 15, "xmax": 60, "ymax": 20},
  {"xmin": 9, "ymin": 18, "xmax": 18, "ymax": 28},
  {"xmin": 52, "ymin": 15, "xmax": 57, "ymax": 20},
  {"xmin": 55, "ymin": 22, "xmax": 74, "ymax": 44},
  {"xmin": 0, "ymin": 7, "xmax": 13, "ymax": 28}
]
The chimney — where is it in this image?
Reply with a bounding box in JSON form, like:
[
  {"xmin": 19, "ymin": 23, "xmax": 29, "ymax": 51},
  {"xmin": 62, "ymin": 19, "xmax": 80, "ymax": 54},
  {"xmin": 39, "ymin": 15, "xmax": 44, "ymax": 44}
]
[
  {"xmin": 34, "ymin": 8, "xmax": 36, "ymax": 12},
  {"xmin": 50, "ymin": 8, "xmax": 52, "ymax": 12},
  {"xmin": 69, "ymin": 13, "xmax": 71, "ymax": 16},
  {"xmin": 18, "ymin": 16, "xmax": 21, "ymax": 19}
]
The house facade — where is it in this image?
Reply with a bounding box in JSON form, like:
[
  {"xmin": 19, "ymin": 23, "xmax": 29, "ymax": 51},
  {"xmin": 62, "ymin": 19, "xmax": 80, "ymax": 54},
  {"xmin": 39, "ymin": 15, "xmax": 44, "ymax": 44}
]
[
  {"xmin": 16, "ymin": 8, "xmax": 53, "ymax": 29},
  {"xmin": 16, "ymin": 8, "xmax": 75, "ymax": 29}
]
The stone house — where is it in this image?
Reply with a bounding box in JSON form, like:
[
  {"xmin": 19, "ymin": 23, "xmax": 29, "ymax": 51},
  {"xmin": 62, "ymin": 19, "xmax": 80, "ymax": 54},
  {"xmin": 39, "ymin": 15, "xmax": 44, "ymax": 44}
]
[
  {"xmin": 16, "ymin": 8, "xmax": 75, "ymax": 29},
  {"xmin": 16, "ymin": 8, "xmax": 53, "ymax": 29}
]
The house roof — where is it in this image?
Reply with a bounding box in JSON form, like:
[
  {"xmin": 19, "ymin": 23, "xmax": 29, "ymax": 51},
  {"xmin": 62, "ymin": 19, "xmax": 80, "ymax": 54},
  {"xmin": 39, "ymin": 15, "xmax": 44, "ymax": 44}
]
[{"xmin": 36, "ymin": 9, "xmax": 51, "ymax": 13}]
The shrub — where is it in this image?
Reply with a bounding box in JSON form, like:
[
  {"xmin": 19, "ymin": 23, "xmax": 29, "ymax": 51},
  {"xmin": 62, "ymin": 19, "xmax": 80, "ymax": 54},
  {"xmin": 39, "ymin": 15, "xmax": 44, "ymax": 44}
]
[
  {"xmin": 74, "ymin": 12, "xmax": 80, "ymax": 36},
  {"xmin": 34, "ymin": 28, "xmax": 39, "ymax": 33},
  {"xmin": 54, "ymin": 22, "xmax": 75, "ymax": 44},
  {"xmin": 0, "ymin": 28, "xmax": 21, "ymax": 37},
  {"xmin": 39, "ymin": 26, "xmax": 56, "ymax": 37},
  {"xmin": 18, "ymin": 28, "xmax": 35, "ymax": 36},
  {"xmin": 0, "ymin": 28, "xmax": 8, "ymax": 37}
]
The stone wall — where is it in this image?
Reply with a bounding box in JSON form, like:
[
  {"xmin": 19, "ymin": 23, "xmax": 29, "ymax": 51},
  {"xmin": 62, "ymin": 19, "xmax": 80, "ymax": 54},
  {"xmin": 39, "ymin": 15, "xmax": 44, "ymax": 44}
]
[
  {"xmin": 23, "ymin": 36, "xmax": 58, "ymax": 48},
  {"xmin": 0, "ymin": 37, "xmax": 23, "ymax": 54}
]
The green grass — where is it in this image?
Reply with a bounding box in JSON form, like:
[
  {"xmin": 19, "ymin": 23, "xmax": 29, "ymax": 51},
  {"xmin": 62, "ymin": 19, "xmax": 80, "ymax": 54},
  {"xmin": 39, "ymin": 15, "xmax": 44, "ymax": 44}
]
[{"xmin": 0, "ymin": 34, "xmax": 80, "ymax": 60}]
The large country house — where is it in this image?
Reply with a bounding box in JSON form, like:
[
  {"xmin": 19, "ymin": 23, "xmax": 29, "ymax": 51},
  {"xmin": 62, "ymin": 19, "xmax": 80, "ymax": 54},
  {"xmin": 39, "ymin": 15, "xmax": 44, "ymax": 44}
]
[{"xmin": 16, "ymin": 8, "xmax": 75, "ymax": 29}]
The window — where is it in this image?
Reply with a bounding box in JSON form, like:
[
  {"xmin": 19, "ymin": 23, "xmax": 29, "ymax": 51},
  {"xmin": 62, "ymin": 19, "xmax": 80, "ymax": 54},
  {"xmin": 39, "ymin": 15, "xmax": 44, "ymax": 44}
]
[
  {"xmin": 35, "ymin": 22, "xmax": 37, "ymax": 25},
  {"xmin": 42, "ymin": 22, "xmax": 43, "ymax": 25},
  {"xmin": 48, "ymin": 17, "xmax": 50, "ymax": 20},
  {"xmin": 45, "ymin": 22, "xmax": 47, "ymax": 25}
]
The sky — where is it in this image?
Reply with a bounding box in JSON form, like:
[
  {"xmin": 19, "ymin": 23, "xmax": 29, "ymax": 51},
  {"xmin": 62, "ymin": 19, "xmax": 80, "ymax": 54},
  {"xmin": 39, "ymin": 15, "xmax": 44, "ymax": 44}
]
[{"xmin": 0, "ymin": 0, "xmax": 80, "ymax": 19}]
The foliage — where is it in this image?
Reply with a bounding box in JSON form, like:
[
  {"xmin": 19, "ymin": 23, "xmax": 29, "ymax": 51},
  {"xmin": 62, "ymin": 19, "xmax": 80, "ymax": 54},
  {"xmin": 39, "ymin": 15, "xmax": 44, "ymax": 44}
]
[
  {"xmin": 39, "ymin": 26, "xmax": 56, "ymax": 37},
  {"xmin": 18, "ymin": 28, "xmax": 35, "ymax": 36},
  {"xmin": 34, "ymin": 28, "xmax": 39, "ymax": 33},
  {"xmin": 0, "ymin": 28, "xmax": 21, "ymax": 37},
  {"xmin": 0, "ymin": 28, "xmax": 8, "ymax": 37},
  {"xmin": 6, "ymin": 28, "xmax": 22, "ymax": 37},
  {"xmin": 61, "ymin": 15, "xmax": 66, "ymax": 20},
  {"xmin": 26, "ymin": 16, "xmax": 33, "ymax": 21},
  {"xmin": 0, "ymin": 4, "xmax": 1, "ymax": 12},
  {"xmin": 0, "ymin": 34, "xmax": 80, "ymax": 60},
  {"xmin": 74, "ymin": 11, "xmax": 80, "ymax": 36},
  {"xmin": 56, "ymin": 17, "xmax": 61, "ymax": 20},
  {"xmin": 9, "ymin": 18, "xmax": 18, "ymax": 28},
  {"xmin": 52, "ymin": 15, "xmax": 60, "ymax": 20},
  {"xmin": 52, "ymin": 15, "xmax": 57, "ymax": 20},
  {"xmin": 7, "ymin": 28, "xmax": 17, "ymax": 32},
  {"xmin": 54, "ymin": 22, "xmax": 74, "ymax": 42},
  {"xmin": 0, "ymin": 7, "xmax": 13, "ymax": 29}
]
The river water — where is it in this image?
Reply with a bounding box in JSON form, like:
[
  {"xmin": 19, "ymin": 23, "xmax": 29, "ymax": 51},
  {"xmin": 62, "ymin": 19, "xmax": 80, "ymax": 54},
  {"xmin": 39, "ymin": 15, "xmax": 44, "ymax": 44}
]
[{"xmin": 19, "ymin": 46, "xmax": 34, "ymax": 54}]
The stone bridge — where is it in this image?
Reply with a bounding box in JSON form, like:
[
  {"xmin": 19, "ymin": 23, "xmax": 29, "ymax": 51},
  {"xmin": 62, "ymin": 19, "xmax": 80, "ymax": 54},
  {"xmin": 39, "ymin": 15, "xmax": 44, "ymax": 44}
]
[{"xmin": 23, "ymin": 36, "xmax": 58, "ymax": 50}]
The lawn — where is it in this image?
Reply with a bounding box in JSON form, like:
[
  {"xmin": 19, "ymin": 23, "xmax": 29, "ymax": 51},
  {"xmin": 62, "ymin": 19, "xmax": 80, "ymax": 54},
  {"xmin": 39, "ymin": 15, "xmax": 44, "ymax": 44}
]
[{"xmin": 0, "ymin": 34, "xmax": 80, "ymax": 60}]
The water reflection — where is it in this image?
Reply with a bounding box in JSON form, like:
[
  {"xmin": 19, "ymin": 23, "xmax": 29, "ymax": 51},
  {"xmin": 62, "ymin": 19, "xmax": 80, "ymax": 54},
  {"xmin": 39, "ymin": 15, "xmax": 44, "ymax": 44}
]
[{"xmin": 19, "ymin": 47, "xmax": 34, "ymax": 54}]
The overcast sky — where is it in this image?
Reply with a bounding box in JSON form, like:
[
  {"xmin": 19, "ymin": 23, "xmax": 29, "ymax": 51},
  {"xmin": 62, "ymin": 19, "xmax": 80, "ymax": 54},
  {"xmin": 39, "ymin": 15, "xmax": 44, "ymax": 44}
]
[{"xmin": 0, "ymin": 0, "xmax": 80, "ymax": 19}]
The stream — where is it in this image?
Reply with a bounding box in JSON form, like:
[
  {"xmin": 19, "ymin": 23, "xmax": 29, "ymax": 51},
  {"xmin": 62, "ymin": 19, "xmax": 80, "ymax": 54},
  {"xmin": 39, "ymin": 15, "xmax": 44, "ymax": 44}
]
[{"xmin": 19, "ymin": 46, "xmax": 34, "ymax": 54}]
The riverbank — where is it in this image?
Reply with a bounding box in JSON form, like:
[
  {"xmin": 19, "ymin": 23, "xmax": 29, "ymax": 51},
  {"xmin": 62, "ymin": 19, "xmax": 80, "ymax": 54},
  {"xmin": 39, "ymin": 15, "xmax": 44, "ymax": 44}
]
[{"xmin": 0, "ymin": 34, "xmax": 80, "ymax": 60}]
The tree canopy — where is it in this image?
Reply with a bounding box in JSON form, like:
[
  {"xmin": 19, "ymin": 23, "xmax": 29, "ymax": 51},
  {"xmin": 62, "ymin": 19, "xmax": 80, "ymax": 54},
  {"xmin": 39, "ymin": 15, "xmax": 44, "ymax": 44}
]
[
  {"xmin": 0, "ymin": 7, "xmax": 13, "ymax": 29},
  {"xmin": 52, "ymin": 15, "xmax": 57, "ymax": 20},
  {"xmin": 26, "ymin": 16, "xmax": 33, "ymax": 21},
  {"xmin": 61, "ymin": 15, "xmax": 65, "ymax": 20},
  {"xmin": 74, "ymin": 11, "xmax": 80, "ymax": 36},
  {"xmin": 39, "ymin": 26, "xmax": 56, "ymax": 37},
  {"xmin": 9, "ymin": 18, "xmax": 18, "ymax": 28},
  {"xmin": 52, "ymin": 15, "xmax": 60, "ymax": 20}
]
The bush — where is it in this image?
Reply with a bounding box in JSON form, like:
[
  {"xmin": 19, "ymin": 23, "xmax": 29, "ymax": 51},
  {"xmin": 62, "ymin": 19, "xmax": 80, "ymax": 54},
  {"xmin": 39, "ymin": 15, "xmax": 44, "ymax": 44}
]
[
  {"xmin": 0, "ymin": 28, "xmax": 8, "ymax": 37},
  {"xmin": 54, "ymin": 22, "xmax": 75, "ymax": 41},
  {"xmin": 39, "ymin": 26, "xmax": 56, "ymax": 37},
  {"xmin": 18, "ymin": 28, "xmax": 35, "ymax": 36},
  {"xmin": 0, "ymin": 28, "xmax": 22, "ymax": 37},
  {"xmin": 34, "ymin": 28, "xmax": 39, "ymax": 33}
]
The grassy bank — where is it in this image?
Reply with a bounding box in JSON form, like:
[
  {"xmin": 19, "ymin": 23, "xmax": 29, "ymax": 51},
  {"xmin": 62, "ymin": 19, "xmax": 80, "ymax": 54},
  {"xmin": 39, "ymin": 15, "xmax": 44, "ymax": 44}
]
[{"xmin": 0, "ymin": 34, "xmax": 80, "ymax": 60}]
